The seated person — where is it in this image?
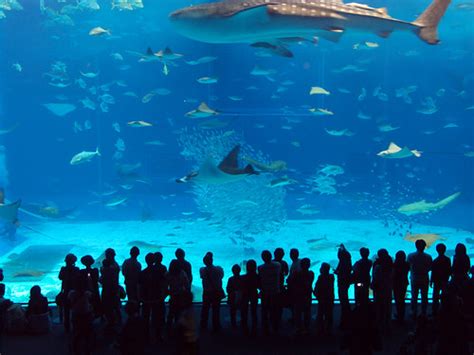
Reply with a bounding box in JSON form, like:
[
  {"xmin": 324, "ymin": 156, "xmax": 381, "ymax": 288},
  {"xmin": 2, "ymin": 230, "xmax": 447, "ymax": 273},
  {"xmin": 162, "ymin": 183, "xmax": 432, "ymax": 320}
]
[{"xmin": 26, "ymin": 286, "xmax": 51, "ymax": 334}]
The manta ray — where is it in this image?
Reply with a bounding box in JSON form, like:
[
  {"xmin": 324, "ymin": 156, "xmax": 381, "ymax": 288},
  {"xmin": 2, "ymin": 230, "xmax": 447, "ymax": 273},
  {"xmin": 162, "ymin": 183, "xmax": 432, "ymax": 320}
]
[
  {"xmin": 377, "ymin": 142, "xmax": 422, "ymax": 159},
  {"xmin": 176, "ymin": 145, "xmax": 259, "ymax": 184},
  {"xmin": 170, "ymin": 0, "xmax": 451, "ymax": 48}
]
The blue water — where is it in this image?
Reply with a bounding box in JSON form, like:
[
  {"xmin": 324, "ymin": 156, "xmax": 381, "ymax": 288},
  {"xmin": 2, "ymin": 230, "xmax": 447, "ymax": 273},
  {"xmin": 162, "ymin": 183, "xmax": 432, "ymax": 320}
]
[{"xmin": 0, "ymin": 0, "xmax": 473, "ymax": 301}]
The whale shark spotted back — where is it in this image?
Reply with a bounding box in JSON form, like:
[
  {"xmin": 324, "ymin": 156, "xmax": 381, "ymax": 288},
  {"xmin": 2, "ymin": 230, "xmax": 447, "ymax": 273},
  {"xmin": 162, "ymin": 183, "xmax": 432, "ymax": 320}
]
[{"xmin": 170, "ymin": 0, "xmax": 451, "ymax": 45}]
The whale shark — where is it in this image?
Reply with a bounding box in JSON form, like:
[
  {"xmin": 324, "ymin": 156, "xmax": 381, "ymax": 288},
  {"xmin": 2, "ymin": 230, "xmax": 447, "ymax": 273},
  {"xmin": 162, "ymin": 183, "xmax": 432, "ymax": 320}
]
[
  {"xmin": 170, "ymin": 0, "xmax": 451, "ymax": 46},
  {"xmin": 398, "ymin": 192, "xmax": 461, "ymax": 216},
  {"xmin": 176, "ymin": 145, "xmax": 259, "ymax": 184}
]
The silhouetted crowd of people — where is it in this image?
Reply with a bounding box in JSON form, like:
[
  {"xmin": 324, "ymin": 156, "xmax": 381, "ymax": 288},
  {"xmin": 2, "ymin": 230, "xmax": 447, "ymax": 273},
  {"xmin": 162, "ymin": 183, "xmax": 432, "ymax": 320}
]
[{"xmin": 0, "ymin": 239, "xmax": 473, "ymax": 355}]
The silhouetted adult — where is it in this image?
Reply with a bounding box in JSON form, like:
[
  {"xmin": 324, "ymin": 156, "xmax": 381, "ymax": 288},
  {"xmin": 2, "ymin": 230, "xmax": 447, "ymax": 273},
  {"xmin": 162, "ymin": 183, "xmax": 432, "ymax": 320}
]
[
  {"xmin": 273, "ymin": 248, "xmax": 289, "ymax": 293},
  {"xmin": 258, "ymin": 250, "xmax": 281, "ymax": 334},
  {"xmin": 430, "ymin": 243, "xmax": 451, "ymax": 316},
  {"xmin": 335, "ymin": 244, "xmax": 352, "ymax": 328},
  {"xmin": 226, "ymin": 264, "xmax": 242, "ymax": 328},
  {"xmin": 167, "ymin": 259, "xmax": 190, "ymax": 329},
  {"xmin": 100, "ymin": 248, "xmax": 122, "ymax": 327},
  {"xmin": 58, "ymin": 253, "xmax": 79, "ymax": 332},
  {"xmin": 451, "ymin": 243, "xmax": 470, "ymax": 289},
  {"xmin": 352, "ymin": 247, "xmax": 372, "ymax": 306},
  {"xmin": 371, "ymin": 249, "xmax": 393, "ymax": 333},
  {"xmin": 240, "ymin": 259, "xmax": 259, "ymax": 336},
  {"xmin": 79, "ymin": 255, "xmax": 101, "ymax": 317},
  {"xmin": 0, "ymin": 283, "xmax": 12, "ymax": 333},
  {"xmin": 435, "ymin": 285, "xmax": 469, "ymax": 355},
  {"xmin": 289, "ymin": 258, "xmax": 314, "ymax": 335},
  {"xmin": 343, "ymin": 302, "xmax": 381, "ymax": 355},
  {"xmin": 392, "ymin": 251, "xmax": 410, "ymax": 323},
  {"xmin": 139, "ymin": 252, "xmax": 167, "ymax": 341},
  {"xmin": 120, "ymin": 302, "xmax": 147, "ymax": 355},
  {"xmin": 407, "ymin": 239, "xmax": 432, "ymax": 318},
  {"xmin": 170, "ymin": 248, "xmax": 193, "ymax": 289},
  {"xmin": 122, "ymin": 246, "xmax": 142, "ymax": 303},
  {"xmin": 68, "ymin": 277, "xmax": 94, "ymax": 355},
  {"xmin": 288, "ymin": 248, "xmax": 301, "ymax": 280},
  {"xmin": 314, "ymin": 262, "xmax": 334, "ymax": 335},
  {"xmin": 199, "ymin": 252, "xmax": 224, "ymax": 332},
  {"xmin": 176, "ymin": 291, "xmax": 199, "ymax": 355}
]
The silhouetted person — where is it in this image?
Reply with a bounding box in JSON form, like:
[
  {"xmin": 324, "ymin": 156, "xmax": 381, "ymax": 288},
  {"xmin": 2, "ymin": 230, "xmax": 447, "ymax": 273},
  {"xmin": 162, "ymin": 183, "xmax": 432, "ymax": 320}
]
[
  {"xmin": 199, "ymin": 252, "xmax": 224, "ymax": 332},
  {"xmin": 393, "ymin": 251, "xmax": 410, "ymax": 323},
  {"xmin": 176, "ymin": 291, "xmax": 199, "ymax": 355},
  {"xmin": 171, "ymin": 248, "xmax": 193, "ymax": 289},
  {"xmin": 0, "ymin": 283, "xmax": 13, "ymax": 333},
  {"xmin": 451, "ymin": 243, "xmax": 470, "ymax": 289},
  {"xmin": 68, "ymin": 277, "xmax": 94, "ymax": 355},
  {"xmin": 352, "ymin": 247, "xmax": 372, "ymax": 306},
  {"xmin": 288, "ymin": 248, "xmax": 301, "ymax": 280},
  {"xmin": 167, "ymin": 259, "xmax": 190, "ymax": 329},
  {"xmin": 122, "ymin": 246, "xmax": 142, "ymax": 303},
  {"xmin": 241, "ymin": 259, "xmax": 259, "ymax": 336},
  {"xmin": 407, "ymin": 239, "xmax": 432, "ymax": 318},
  {"xmin": 273, "ymin": 248, "xmax": 289, "ymax": 295},
  {"xmin": 335, "ymin": 244, "xmax": 352, "ymax": 328},
  {"xmin": 139, "ymin": 252, "xmax": 167, "ymax": 341},
  {"xmin": 430, "ymin": 243, "xmax": 451, "ymax": 316},
  {"xmin": 79, "ymin": 255, "xmax": 101, "ymax": 317},
  {"xmin": 100, "ymin": 248, "xmax": 121, "ymax": 327},
  {"xmin": 289, "ymin": 258, "xmax": 314, "ymax": 335},
  {"xmin": 26, "ymin": 286, "xmax": 49, "ymax": 317},
  {"xmin": 314, "ymin": 262, "xmax": 334, "ymax": 335},
  {"xmin": 226, "ymin": 264, "xmax": 242, "ymax": 328},
  {"xmin": 371, "ymin": 249, "xmax": 392, "ymax": 334},
  {"xmin": 435, "ymin": 285, "xmax": 469, "ymax": 355},
  {"xmin": 343, "ymin": 302, "xmax": 381, "ymax": 355},
  {"xmin": 273, "ymin": 248, "xmax": 289, "ymax": 324},
  {"xmin": 120, "ymin": 302, "xmax": 147, "ymax": 355},
  {"xmin": 258, "ymin": 250, "xmax": 281, "ymax": 334},
  {"xmin": 58, "ymin": 253, "xmax": 79, "ymax": 332}
]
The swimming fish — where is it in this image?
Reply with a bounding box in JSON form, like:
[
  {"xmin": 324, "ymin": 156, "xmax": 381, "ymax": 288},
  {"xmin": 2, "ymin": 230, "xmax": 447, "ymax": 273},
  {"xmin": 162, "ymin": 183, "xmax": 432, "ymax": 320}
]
[
  {"xmin": 398, "ymin": 192, "xmax": 461, "ymax": 216},
  {"xmin": 170, "ymin": 0, "xmax": 451, "ymax": 46},
  {"xmin": 269, "ymin": 176, "xmax": 296, "ymax": 187},
  {"xmin": 310, "ymin": 86, "xmax": 330, "ymax": 95},
  {"xmin": 89, "ymin": 27, "xmax": 110, "ymax": 36},
  {"xmin": 310, "ymin": 108, "xmax": 334, "ymax": 115},
  {"xmin": 70, "ymin": 148, "xmax": 100, "ymax": 165},
  {"xmin": 197, "ymin": 76, "xmax": 218, "ymax": 84},
  {"xmin": 377, "ymin": 142, "xmax": 422, "ymax": 159}
]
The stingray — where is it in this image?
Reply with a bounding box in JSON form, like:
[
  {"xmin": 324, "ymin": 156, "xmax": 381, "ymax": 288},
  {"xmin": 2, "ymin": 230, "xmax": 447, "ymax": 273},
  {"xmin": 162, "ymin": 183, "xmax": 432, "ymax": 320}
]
[
  {"xmin": 176, "ymin": 145, "xmax": 259, "ymax": 184},
  {"xmin": 404, "ymin": 232, "xmax": 446, "ymax": 248},
  {"xmin": 43, "ymin": 103, "xmax": 76, "ymax": 116},
  {"xmin": 377, "ymin": 142, "xmax": 422, "ymax": 158},
  {"xmin": 170, "ymin": 0, "xmax": 451, "ymax": 46}
]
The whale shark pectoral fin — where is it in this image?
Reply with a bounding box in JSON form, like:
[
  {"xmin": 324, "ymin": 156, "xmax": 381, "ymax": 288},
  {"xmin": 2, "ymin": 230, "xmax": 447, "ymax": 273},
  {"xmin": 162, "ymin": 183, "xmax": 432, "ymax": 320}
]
[{"xmin": 218, "ymin": 144, "xmax": 241, "ymax": 171}]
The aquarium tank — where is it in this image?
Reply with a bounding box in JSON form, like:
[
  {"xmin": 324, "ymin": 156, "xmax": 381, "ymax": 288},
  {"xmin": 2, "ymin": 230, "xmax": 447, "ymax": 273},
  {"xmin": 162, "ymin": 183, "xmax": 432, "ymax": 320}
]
[{"xmin": 0, "ymin": 0, "xmax": 473, "ymax": 302}]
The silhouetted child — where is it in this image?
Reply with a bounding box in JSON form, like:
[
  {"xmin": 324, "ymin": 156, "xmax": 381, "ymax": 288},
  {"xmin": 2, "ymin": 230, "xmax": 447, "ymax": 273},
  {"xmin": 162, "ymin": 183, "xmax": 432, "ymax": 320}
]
[
  {"xmin": 393, "ymin": 251, "xmax": 410, "ymax": 323},
  {"xmin": 430, "ymin": 243, "xmax": 451, "ymax": 316},
  {"xmin": 313, "ymin": 262, "xmax": 334, "ymax": 335},
  {"xmin": 26, "ymin": 286, "xmax": 49, "ymax": 317},
  {"xmin": 241, "ymin": 260, "xmax": 259, "ymax": 336},
  {"xmin": 226, "ymin": 264, "xmax": 242, "ymax": 328},
  {"xmin": 120, "ymin": 302, "xmax": 147, "ymax": 355},
  {"xmin": 289, "ymin": 258, "xmax": 314, "ymax": 335},
  {"xmin": 68, "ymin": 277, "xmax": 94, "ymax": 355},
  {"xmin": 0, "ymin": 283, "xmax": 13, "ymax": 333}
]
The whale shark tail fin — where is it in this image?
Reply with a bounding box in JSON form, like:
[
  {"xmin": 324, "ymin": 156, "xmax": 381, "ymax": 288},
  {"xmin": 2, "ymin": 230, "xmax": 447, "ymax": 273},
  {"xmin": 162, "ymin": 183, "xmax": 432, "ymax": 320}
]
[{"xmin": 414, "ymin": 0, "xmax": 451, "ymax": 44}]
